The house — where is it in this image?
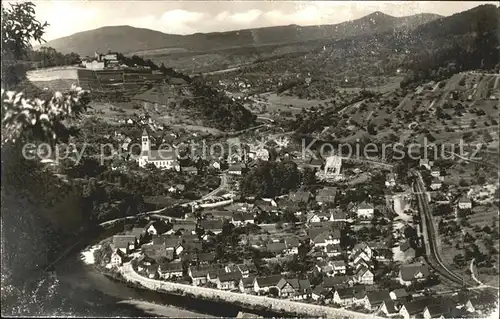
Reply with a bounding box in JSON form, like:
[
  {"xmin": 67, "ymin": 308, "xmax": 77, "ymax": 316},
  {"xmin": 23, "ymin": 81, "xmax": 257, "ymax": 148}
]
[
  {"xmin": 398, "ymin": 264, "xmax": 431, "ymax": 286},
  {"xmin": 355, "ymin": 265, "xmax": 374, "ymax": 285},
  {"xmin": 385, "ymin": 173, "xmax": 397, "ymax": 187},
  {"xmin": 310, "ymin": 229, "xmax": 341, "ymax": 247},
  {"xmin": 210, "ymin": 159, "xmax": 221, "ymax": 170},
  {"xmin": 225, "ymin": 264, "xmax": 241, "ymax": 274},
  {"xmin": 311, "ymin": 284, "xmax": 333, "ymax": 302},
  {"xmin": 458, "ymin": 196, "xmax": 472, "ymax": 209},
  {"xmin": 430, "ymin": 178, "xmax": 442, "ymax": 190},
  {"xmin": 399, "ymin": 299, "xmax": 432, "ymax": 319},
  {"xmin": 430, "ymin": 170, "xmax": 442, "ymax": 180},
  {"xmin": 142, "ymin": 243, "xmax": 167, "ymax": 261},
  {"xmin": 113, "ymin": 235, "xmax": 136, "ymax": 254},
  {"xmin": 419, "ymin": 159, "xmax": 433, "ymax": 170},
  {"xmin": 333, "ymin": 288, "xmax": 355, "ymax": 306},
  {"xmin": 325, "ymin": 243, "xmax": 342, "ymax": 257},
  {"xmin": 136, "ymin": 255, "xmax": 155, "ymax": 272},
  {"xmin": 464, "ymin": 298, "xmax": 481, "ymax": 313},
  {"xmin": 351, "ymin": 247, "xmax": 372, "ymax": 264},
  {"xmin": 217, "ymin": 271, "xmax": 241, "ymax": 290},
  {"xmin": 330, "ymin": 209, "xmax": 347, "ymax": 222},
  {"xmin": 253, "ymin": 199, "xmax": 278, "ymax": 213},
  {"xmin": 204, "ymin": 210, "xmax": 233, "ymax": 220},
  {"xmin": 145, "ymin": 264, "xmax": 159, "ymax": 279},
  {"xmin": 232, "ymin": 212, "xmax": 255, "ymax": 226},
  {"xmin": 380, "ymin": 300, "xmax": 399, "ymax": 317},
  {"xmin": 163, "ymin": 236, "xmax": 183, "ymax": 254},
  {"xmin": 199, "ymin": 219, "xmax": 224, "ymax": 234},
  {"xmin": 363, "ymin": 290, "xmax": 391, "ymax": 310},
  {"xmin": 399, "ymin": 241, "xmax": 416, "ymax": 260},
  {"xmin": 390, "ymin": 288, "xmax": 410, "ymax": 301},
  {"xmin": 197, "ymin": 252, "xmax": 216, "ymax": 265},
  {"xmin": 169, "ymin": 220, "xmax": 197, "ymax": 235},
  {"xmin": 228, "ymin": 163, "xmax": 244, "ymax": 175},
  {"xmin": 158, "ymin": 262, "xmax": 183, "ymax": 279},
  {"xmin": 315, "ymin": 260, "xmax": 334, "ymax": 275},
  {"xmin": 316, "ymin": 187, "xmax": 337, "ymax": 205},
  {"xmin": 307, "ymin": 212, "xmax": 322, "ymax": 224},
  {"xmin": 276, "ymin": 278, "xmax": 299, "ymax": 298},
  {"xmin": 284, "ymin": 237, "xmax": 300, "ymax": 254},
  {"xmin": 239, "ymin": 276, "xmax": 256, "ymax": 293},
  {"xmin": 253, "ymin": 275, "xmax": 282, "ymax": 294},
  {"xmin": 423, "ymin": 304, "xmax": 452, "ymax": 319},
  {"xmin": 188, "ymin": 267, "xmax": 209, "ymax": 286},
  {"xmin": 129, "ymin": 227, "xmax": 146, "ymax": 245},
  {"xmin": 110, "ymin": 249, "xmax": 126, "ymax": 267},
  {"xmin": 182, "ymin": 166, "xmax": 198, "ymax": 175},
  {"xmin": 373, "ymin": 248, "xmax": 393, "ymax": 261},
  {"xmin": 237, "ymin": 264, "xmax": 251, "ymax": 278},
  {"xmin": 356, "ymin": 202, "xmax": 374, "ymax": 219},
  {"xmin": 180, "ymin": 241, "xmax": 202, "ymax": 254},
  {"xmin": 266, "ymin": 242, "xmax": 287, "ymax": 255},
  {"xmin": 295, "ymin": 279, "xmax": 312, "ymax": 300},
  {"xmin": 254, "ymin": 148, "xmax": 270, "ymax": 161},
  {"xmin": 277, "ymin": 199, "xmax": 300, "ymax": 214},
  {"xmin": 289, "ymin": 190, "xmax": 311, "ymax": 203},
  {"xmin": 323, "ymin": 276, "xmax": 354, "ymax": 290},
  {"xmin": 332, "ymin": 260, "xmax": 347, "ymax": 275},
  {"xmin": 276, "ymin": 278, "xmax": 311, "ymax": 299},
  {"xmin": 145, "ymin": 220, "xmax": 170, "ymax": 236}
]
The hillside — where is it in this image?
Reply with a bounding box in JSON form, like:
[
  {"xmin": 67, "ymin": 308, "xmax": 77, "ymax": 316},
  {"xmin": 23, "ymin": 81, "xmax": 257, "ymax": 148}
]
[
  {"xmin": 202, "ymin": 4, "xmax": 499, "ymax": 97},
  {"xmin": 40, "ymin": 11, "xmax": 441, "ymax": 56}
]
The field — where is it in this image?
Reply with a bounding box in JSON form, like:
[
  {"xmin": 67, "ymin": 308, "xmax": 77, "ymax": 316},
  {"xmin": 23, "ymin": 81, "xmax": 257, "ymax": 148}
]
[
  {"xmin": 253, "ymin": 92, "xmax": 326, "ymax": 113},
  {"xmin": 469, "ymin": 205, "xmax": 498, "ymax": 229}
]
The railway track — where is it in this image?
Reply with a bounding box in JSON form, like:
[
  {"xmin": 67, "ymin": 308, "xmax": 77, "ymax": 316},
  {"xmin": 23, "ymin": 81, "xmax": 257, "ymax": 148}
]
[{"xmin": 412, "ymin": 170, "xmax": 475, "ymax": 288}]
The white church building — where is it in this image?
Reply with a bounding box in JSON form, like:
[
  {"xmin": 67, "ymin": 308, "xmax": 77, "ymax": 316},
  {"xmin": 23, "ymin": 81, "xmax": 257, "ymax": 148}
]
[{"xmin": 137, "ymin": 129, "xmax": 180, "ymax": 170}]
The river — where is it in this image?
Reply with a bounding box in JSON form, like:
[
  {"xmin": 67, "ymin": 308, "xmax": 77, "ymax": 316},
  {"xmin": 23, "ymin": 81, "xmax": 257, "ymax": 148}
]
[
  {"xmin": 44, "ymin": 253, "xmax": 215, "ymax": 317},
  {"xmin": 2, "ymin": 223, "xmax": 282, "ymax": 318}
]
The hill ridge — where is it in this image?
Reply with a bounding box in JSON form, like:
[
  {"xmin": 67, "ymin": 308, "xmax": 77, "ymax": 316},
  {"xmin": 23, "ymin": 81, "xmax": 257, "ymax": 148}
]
[{"xmin": 39, "ymin": 10, "xmax": 443, "ymax": 56}]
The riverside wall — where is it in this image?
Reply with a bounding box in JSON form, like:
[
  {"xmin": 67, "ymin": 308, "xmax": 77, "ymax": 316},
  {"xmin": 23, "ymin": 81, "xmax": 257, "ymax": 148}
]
[{"xmin": 121, "ymin": 263, "xmax": 381, "ymax": 319}]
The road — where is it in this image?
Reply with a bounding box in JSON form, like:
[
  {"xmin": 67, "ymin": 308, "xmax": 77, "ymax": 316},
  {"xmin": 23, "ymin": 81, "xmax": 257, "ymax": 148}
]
[
  {"xmin": 412, "ymin": 170, "xmax": 475, "ymax": 288},
  {"xmin": 470, "ymin": 259, "xmax": 500, "ymax": 290},
  {"xmin": 201, "ymin": 173, "xmax": 228, "ymax": 199},
  {"xmin": 441, "ymin": 150, "xmax": 500, "ymax": 169}
]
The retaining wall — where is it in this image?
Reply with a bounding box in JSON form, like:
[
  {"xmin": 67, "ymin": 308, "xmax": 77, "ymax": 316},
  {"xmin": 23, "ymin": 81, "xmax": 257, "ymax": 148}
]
[
  {"xmin": 26, "ymin": 67, "xmax": 80, "ymax": 82},
  {"xmin": 199, "ymin": 199, "xmax": 234, "ymax": 209},
  {"xmin": 121, "ymin": 263, "xmax": 381, "ymax": 319}
]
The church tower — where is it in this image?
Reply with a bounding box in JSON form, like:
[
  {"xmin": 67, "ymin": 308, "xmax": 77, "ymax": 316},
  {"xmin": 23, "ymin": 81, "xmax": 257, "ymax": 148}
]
[{"xmin": 141, "ymin": 129, "xmax": 150, "ymax": 153}]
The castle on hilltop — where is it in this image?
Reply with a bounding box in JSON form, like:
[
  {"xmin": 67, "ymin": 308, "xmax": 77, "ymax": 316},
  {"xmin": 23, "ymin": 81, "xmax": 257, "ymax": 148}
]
[{"xmin": 81, "ymin": 50, "xmax": 120, "ymax": 70}]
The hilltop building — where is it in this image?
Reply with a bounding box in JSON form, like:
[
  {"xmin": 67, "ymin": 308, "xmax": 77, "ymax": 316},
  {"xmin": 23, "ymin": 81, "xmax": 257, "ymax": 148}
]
[{"xmin": 82, "ymin": 50, "xmax": 120, "ymax": 69}]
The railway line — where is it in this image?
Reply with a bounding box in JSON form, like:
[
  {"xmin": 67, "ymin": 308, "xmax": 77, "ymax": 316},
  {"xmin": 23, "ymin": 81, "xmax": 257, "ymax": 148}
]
[{"xmin": 412, "ymin": 170, "xmax": 475, "ymax": 288}]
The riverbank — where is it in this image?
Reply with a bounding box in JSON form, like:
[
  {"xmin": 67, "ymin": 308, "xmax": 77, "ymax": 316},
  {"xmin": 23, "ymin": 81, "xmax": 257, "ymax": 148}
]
[
  {"xmin": 118, "ymin": 262, "xmax": 381, "ymax": 319},
  {"xmin": 95, "ymin": 261, "xmax": 293, "ymax": 318}
]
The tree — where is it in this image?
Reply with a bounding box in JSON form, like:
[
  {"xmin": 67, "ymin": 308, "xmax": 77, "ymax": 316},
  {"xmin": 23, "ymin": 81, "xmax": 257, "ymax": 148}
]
[
  {"xmin": 301, "ymin": 167, "xmax": 317, "ymax": 188},
  {"xmin": 2, "ymin": 2, "xmax": 48, "ymax": 88},
  {"xmin": 1, "ymin": 4, "xmax": 93, "ymax": 316}
]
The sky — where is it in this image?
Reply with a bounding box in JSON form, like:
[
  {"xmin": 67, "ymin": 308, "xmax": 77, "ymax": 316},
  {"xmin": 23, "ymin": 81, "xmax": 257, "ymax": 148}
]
[{"xmin": 28, "ymin": 1, "xmax": 498, "ymax": 41}]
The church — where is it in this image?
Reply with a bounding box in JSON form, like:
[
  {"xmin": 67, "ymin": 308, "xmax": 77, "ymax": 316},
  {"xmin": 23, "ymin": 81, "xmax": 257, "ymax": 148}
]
[{"xmin": 137, "ymin": 129, "xmax": 180, "ymax": 170}]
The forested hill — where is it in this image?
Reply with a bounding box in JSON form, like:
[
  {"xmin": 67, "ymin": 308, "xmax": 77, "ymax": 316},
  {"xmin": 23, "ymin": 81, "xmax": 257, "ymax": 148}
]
[
  {"xmin": 398, "ymin": 4, "xmax": 500, "ymax": 88},
  {"xmin": 40, "ymin": 11, "xmax": 441, "ymax": 55}
]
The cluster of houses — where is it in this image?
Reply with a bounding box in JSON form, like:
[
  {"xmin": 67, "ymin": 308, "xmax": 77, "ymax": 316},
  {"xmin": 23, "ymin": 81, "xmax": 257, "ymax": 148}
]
[{"xmin": 102, "ymin": 153, "xmax": 490, "ymax": 318}]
